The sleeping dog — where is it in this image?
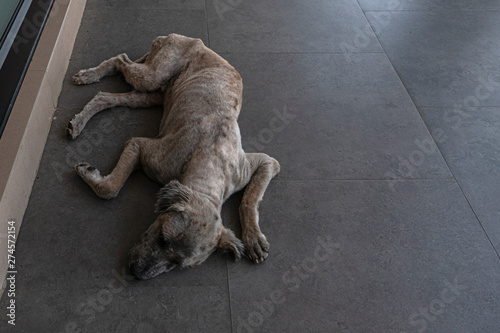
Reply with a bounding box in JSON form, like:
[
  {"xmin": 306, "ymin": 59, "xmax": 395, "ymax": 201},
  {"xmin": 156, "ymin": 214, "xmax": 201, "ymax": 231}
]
[{"xmin": 67, "ymin": 34, "xmax": 280, "ymax": 279}]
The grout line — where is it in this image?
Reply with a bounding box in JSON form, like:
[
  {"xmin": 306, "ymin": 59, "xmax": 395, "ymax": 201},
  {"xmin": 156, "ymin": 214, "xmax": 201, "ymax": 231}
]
[
  {"xmin": 417, "ymin": 105, "xmax": 500, "ymax": 108},
  {"xmin": 363, "ymin": 9, "xmax": 500, "ymax": 12},
  {"xmin": 225, "ymin": 259, "xmax": 234, "ymax": 333},
  {"xmin": 201, "ymin": 5, "xmax": 231, "ymax": 328},
  {"xmin": 271, "ymin": 178, "xmax": 456, "ymax": 182},
  {"xmin": 451, "ymin": 179, "xmax": 500, "ymax": 260},
  {"xmin": 215, "ymin": 51, "xmax": 386, "ymax": 55},
  {"xmin": 204, "ymin": 0, "xmax": 211, "ymax": 48},
  {"xmin": 360, "ymin": 10, "xmax": 456, "ymax": 180},
  {"xmin": 14, "ymin": 283, "xmax": 230, "ymax": 292}
]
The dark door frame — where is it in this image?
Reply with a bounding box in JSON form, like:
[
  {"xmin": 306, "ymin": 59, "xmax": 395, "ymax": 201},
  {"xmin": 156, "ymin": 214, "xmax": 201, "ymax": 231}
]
[{"xmin": 0, "ymin": 0, "xmax": 55, "ymax": 139}]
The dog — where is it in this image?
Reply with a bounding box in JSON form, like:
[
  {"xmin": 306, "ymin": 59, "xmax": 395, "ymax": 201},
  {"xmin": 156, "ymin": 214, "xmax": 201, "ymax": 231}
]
[{"xmin": 67, "ymin": 34, "xmax": 280, "ymax": 279}]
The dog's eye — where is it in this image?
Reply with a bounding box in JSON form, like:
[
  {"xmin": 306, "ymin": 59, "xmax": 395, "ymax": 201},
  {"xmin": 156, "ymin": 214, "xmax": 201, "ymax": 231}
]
[
  {"xmin": 158, "ymin": 236, "xmax": 171, "ymax": 248},
  {"xmin": 169, "ymin": 258, "xmax": 182, "ymax": 268}
]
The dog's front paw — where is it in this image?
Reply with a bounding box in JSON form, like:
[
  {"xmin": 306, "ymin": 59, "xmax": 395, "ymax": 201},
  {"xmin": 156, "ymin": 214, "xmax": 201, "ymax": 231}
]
[
  {"xmin": 75, "ymin": 163, "xmax": 115, "ymax": 199},
  {"xmin": 243, "ymin": 232, "xmax": 269, "ymax": 263},
  {"xmin": 73, "ymin": 69, "xmax": 99, "ymax": 85}
]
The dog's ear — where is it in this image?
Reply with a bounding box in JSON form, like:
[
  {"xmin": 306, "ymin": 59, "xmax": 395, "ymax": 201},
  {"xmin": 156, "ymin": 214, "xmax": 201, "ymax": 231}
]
[
  {"xmin": 218, "ymin": 228, "xmax": 244, "ymax": 261},
  {"xmin": 155, "ymin": 180, "xmax": 192, "ymax": 213}
]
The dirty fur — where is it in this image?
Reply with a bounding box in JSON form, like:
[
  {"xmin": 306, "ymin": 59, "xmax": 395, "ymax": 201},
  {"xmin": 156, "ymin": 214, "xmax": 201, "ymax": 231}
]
[{"xmin": 68, "ymin": 34, "xmax": 280, "ymax": 280}]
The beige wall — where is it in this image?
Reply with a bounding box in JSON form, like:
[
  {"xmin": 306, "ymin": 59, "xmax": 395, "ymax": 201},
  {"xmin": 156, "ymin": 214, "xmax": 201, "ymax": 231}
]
[{"xmin": 0, "ymin": 0, "xmax": 87, "ymax": 295}]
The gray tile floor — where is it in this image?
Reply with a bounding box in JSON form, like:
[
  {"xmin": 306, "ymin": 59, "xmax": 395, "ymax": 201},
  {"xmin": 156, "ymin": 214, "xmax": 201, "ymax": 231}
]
[{"xmin": 2, "ymin": 0, "xmax": 500, "ymax": 332}]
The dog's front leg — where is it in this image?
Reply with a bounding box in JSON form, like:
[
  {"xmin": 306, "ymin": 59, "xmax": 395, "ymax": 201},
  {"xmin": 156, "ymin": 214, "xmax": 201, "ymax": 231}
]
[
  {"xmin": 239, "ymin": 153, "xmax": 280, "ymax": 263},
  {"xmin": 75, "ymin": 137, "xmax": 149, "ymax": 199}
]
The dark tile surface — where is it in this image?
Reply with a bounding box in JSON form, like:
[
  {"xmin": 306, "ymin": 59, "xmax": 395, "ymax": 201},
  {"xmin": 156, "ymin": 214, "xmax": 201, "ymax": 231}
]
[
  {"xmin": 1, "ymin": 0, "xmax": 500, "ymax": 332},
  {"xmin": 71, "ymin": 8, "xmax": 209, "ymax": 64},
  {"xmin": 419, "ymin": 106, "xmax": 500, "ymax": 252},
  {"xmin": 207, "ymin": 0, "xmax": 383, "ymax": 53},
  {"xmin": 227, "ymin": 180, "xmax": 500, "ymax": 333},
  {"xmin": 223, "ymin": 52, "xmax": 451, "ymax": 180},
  {"xmin": 365, "ymin": 9, "xmax": 500, "ymax": 107},
  {"xmin": 0, "ymin": 286, "xmax": 231, "ymax": 333}
]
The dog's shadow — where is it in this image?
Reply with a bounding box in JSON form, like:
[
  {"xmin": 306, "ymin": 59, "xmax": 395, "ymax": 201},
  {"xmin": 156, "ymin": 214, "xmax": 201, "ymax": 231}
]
[
  {"xmin": 221, "ymin": 190, "xmax": 244, "ymax": 239},
  {"xmin": 113, "ymin": 173, "xmax": 162, "ymax": 276}
]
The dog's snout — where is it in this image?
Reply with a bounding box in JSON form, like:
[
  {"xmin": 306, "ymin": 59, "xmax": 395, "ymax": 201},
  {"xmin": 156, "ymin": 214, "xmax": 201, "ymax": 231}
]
[
  {"xmin": 129, "ymin": 248, "xmax": 146, "ymax": 279},
  {"xmin": 129, "ymin": 261, "xmax": 145, "ymax": 280}
]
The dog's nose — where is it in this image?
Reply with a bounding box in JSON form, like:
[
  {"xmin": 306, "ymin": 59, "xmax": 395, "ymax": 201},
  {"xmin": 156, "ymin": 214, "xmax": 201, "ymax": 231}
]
[{"xmin": 129, "ymin": 262, "xmax": 144, "ymax": 280}]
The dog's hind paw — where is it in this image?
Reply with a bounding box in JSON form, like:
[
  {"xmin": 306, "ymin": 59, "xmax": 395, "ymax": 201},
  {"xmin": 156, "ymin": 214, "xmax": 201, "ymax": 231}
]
[
  {"xmin": 73, "ymin": 69, "xmax": 100, "ymax": 85},
  {"xmin": 218, "ymin": 228, "xmax": 245, "ymax": 261},
  {"xmin": 243, "ymin": 232, "xmax": 269, "ymax": 263}
]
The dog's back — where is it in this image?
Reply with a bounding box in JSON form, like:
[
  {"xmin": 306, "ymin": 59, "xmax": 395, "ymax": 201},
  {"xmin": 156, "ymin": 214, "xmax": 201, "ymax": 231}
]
[
  {"xmin": 159, "ymin": 36, "xmax": 243, "ymax": 135},
  {"xmin": 137, "ymin": 36, "xmax": 247, "ymax": 198}
]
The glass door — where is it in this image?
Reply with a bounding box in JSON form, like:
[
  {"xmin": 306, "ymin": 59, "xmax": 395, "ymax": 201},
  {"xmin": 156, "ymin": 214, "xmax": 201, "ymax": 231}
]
[{"xmin": 0, "ymin": 0, "xmax": 23, "ymax": 44}]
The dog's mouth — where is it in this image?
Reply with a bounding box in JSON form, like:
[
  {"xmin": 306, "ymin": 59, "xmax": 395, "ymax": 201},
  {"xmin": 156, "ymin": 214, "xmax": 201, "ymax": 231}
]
[{"xmin": 130, "ymin": 260, "xmax": 177, "ymax": 280}]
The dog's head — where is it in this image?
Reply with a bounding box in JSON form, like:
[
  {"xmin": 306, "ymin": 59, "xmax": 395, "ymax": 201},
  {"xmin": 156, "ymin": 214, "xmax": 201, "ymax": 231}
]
[{"xmin": 129, "ymin": 180, "xmax": 243, "ymax": 279}]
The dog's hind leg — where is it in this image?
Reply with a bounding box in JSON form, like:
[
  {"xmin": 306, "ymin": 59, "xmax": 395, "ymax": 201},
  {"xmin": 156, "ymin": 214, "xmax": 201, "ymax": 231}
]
[
  {"xmin": 239, "ymin": 153, "xmax": 280, "ymax": 263},
  {"xmin": 75, "ymin": 137, "xmax": 150, "ymax": 199},
  {"xmin": 73, "ymin": 52, "xmax": 163, "ymax": 92},
  {"xmin": 72, "ymin": 53, "xmax": 139, "ymax": 85},
  {"xmin": 66, "ymin": 90, "xmax": 163, "ymax": 139}
]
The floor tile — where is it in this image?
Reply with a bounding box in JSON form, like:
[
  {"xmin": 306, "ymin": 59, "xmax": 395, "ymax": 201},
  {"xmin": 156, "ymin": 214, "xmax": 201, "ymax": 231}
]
[
  {"xmin": 207, "ymin": 0, "xmax": 382, "ymax": 53},
  {"xmin": 0, "ymin": 286, "xmax": 231, "ymax": 333},
  {"xmin": 227, "ymin": 180, "xmax": 500, "ymax": 333},
  {"xmin": 419, "ymin": 107, "xmax": 500, "ymax": 179},
  {"xmin": 70, "ymin": 8, "xmax": 208, "ymax": 63},
  {"xmin": 222, "ymin": 52, "xmax": 451, "ymax": 180},
  {"xmin": 365, "ymin": 10, "xmax": 500, "ymax": 107},
  {"xmin": 419, "ymin": 106, "xmax": 500, "ymax": 252}
]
